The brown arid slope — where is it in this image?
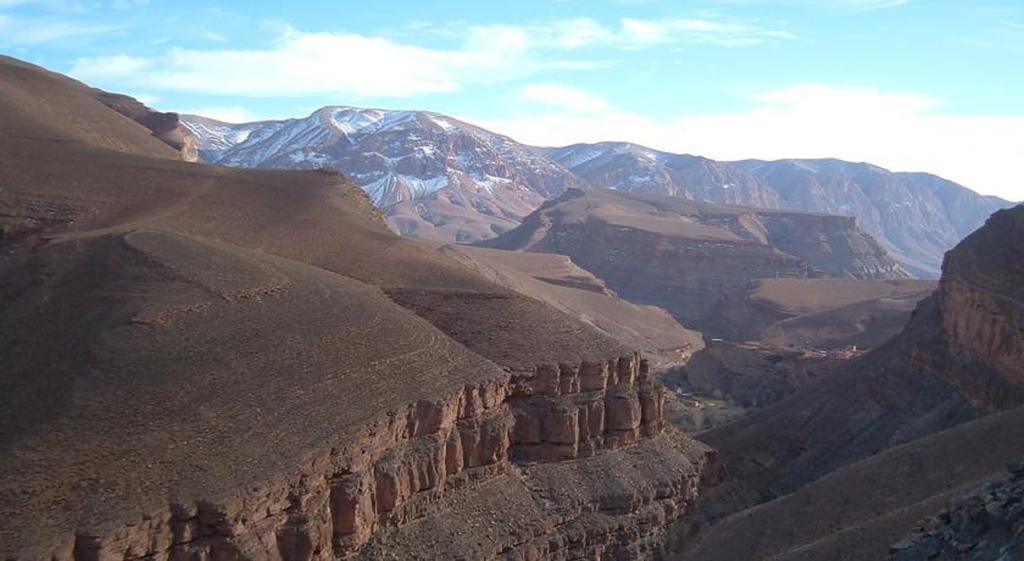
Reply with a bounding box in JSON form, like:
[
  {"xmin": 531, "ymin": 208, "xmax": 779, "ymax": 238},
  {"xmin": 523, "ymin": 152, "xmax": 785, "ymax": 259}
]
[
  {"xmin": 437, "ymin": 244, "xmax": 704, "ymax": 367},
  {"xmin": 0, "ymin": 56, "xmax": 189, "ymax": 161},
  {"xmin": 682, "ymin": 205, "xmax": 1024, "ymax": 557},
  {"xmin": 888, "ymin": 461, "xmax": 1024, "ymax": 561},
  {"xmin": 0, "ymin": 57, "xmax": 717, "ymax": 560},
  {"xmin": 680, "ymin": 341, "xmax": 838, "ymax": 408},
  {"xmin": 670, "ymin": 406, "xmax": 1024, "ymax": 561},
  {"xmin": 712, "ymin": 277, "xmax": 936, "ymax": 345},
  {"xmin": 480, "ymin": 188, "xmax": 908, "ymax": 333}
]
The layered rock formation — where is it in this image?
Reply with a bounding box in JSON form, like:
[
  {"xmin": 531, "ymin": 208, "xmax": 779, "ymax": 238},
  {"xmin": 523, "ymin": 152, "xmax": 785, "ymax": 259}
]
[
  {"xmin": 481, "ymin": 188, "xmax": 907, "ymax": 333},
  {"xmin": 0, "ymin": 56, "xmax": 717, "ymax": 561},
  {"xmin": 549, "ymin": 143, "xmax": 1013, "ymax": 277}
]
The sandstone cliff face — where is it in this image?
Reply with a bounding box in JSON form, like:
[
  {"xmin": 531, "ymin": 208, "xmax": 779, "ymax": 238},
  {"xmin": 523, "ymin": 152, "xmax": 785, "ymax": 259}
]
[
  {"xmin": 37, "ymin": 355, "xmax": 714, "ymax": 561},
  {"xmin": 938, "ymin": 206, "xmax": 1024, "ymax": 399}
]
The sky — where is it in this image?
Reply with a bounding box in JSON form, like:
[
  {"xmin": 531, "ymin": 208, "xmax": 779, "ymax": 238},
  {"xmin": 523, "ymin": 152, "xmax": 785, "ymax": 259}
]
[{"xmin": 1, "ymin": 0, "xmax": 1022, "ymax": 200}]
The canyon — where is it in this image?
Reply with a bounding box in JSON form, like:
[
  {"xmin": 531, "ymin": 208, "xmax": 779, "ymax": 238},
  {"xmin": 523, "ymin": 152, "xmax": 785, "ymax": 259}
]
[
  {"xmin": 2, "ymin": 53, "xmax": 1023, "ymax": 561},
  {"xmin": 0, "ymin": 55, "xmax": 716, "ymax": 561}
]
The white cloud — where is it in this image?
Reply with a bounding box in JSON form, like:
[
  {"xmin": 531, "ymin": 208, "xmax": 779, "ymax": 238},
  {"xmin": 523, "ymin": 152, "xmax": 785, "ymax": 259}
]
[
  {"xmin": 722, "ymin": 0, "xmax": 910, "ymax": 11},
  {"xmin": 0, "ymin": 12, "xmax": 120, "ymax": 44},
  {"xmin": 69, "ymin": 24, "xmax": 600, "ymax": 99},
  {"xmin": 413, "ymin": 16, "xmax": 793, "ymax": 51},
  {"xmin": 523, "ymin": 84, "xmax": 612, "ymax": 113},
  {"xmin": 620, "ymin": 17, "xmax": 796, "ymax": 46},
  {"xmin": 827, "ymin": 0, "xmax": 910, "ymax": 11},
  {"xmin": 476, "ymin": 84, "xmax": 1024, "ymax": 200}
]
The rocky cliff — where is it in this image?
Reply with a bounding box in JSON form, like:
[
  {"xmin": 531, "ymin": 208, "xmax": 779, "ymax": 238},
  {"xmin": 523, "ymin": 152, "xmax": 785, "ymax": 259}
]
[
  {"xmin": 938, "ymin": 205, "xmax": 1024, "ymax": 398},
  {"xmin": 549, "ymin": 143, "xmax": 1012, "ymax": 277},
  {"xmin": 24, "ymin": 350, "xmax": 714, "ymax": 561},
  {"xmin": 692, "ymin": 205, "xmax": 1024, "ymax": 538},
  {"xmin": 481, "ymin": 188, "xmax": 907, "ymax": 334}
]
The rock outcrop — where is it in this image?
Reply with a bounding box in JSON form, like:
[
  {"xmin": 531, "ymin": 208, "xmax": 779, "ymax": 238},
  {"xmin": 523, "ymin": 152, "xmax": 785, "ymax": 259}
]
[
  {"xmin": 938, "ymin": 205, "xmax": 1024, "ymax": 400},
  {"xmin": 93, "ymin": 91, "xmax": 200, "ymax": 161},
  {"xmin": 889, "ymin": 463, "xmax": 1024, "ymax": 561}
]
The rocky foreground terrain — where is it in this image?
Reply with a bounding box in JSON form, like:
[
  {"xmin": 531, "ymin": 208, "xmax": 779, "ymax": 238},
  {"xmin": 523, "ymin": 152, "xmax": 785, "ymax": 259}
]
[
  {"xmin": 889, "ymin": 462, "xmax": 1024, "ymax": 561},
  {"xmin": 185, "ymin": 112, "xmax": 1012, "ymax": 277},
  {"xmin": 0, "ymin": 55, "xmax": 719, "ymax": 561}
]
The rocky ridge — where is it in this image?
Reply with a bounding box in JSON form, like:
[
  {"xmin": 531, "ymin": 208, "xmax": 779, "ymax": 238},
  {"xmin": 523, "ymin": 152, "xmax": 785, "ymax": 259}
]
[
  {"xmin": 480, "ymin": 188, "xmax": 908, "ymax": 333},
  {"xmin": 551, "ymin": 143, "xmax": 1013, "ymax": 277},
  {"xmin": 92, "ymin": 91, "xmax": 199, "ymax": 162},
  {"xmin": 54, "ymin": 354, "xmax": 714, "ymax": 561}
]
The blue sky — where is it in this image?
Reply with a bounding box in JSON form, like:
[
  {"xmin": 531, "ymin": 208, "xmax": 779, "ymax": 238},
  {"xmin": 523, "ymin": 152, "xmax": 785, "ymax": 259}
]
[{"xmin": 1, "ymin": 0, "xmax": 1022, "ymax": 199}]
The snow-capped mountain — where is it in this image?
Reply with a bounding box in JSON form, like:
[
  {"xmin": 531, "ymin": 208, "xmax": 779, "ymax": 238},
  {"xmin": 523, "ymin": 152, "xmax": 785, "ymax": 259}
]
[
  {"xmin": 546, "ymin": 142, "xmax": 780, "ymax": 208},
  {"xmin": 182, "ymin": 107, "xmax": 583, "ymax": 242},
  {"xmin": 184, "ymin": 108, "xmax": 1011, "ymax": 276},
  {"xmin": 546, "ymin": 143, "xmax": 1014, "ymax": 277}
]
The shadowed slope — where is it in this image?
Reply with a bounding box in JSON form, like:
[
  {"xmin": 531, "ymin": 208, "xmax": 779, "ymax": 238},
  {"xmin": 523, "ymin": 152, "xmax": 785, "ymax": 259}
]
[
  {"xmin": 688, "ymin": 205, "xmax": 1024, "ymax": 542},
  {"xmin": 0, "ymin": 230, "xmax": 504, "ymax": 556},
  {"xmin": 672, "ymin": 406, "xmax": 1024, "ymax": 561}
]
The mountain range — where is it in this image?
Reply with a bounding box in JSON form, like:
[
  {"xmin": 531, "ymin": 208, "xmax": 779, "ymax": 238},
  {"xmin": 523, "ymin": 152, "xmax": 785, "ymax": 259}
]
[
  {"xmin": 3, "ymin": 53, "xmax": 1024, "ymax": 561},
  {"xmin": 183, "ymin": 109, "xmax": 1014, "ymax": 277}
]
